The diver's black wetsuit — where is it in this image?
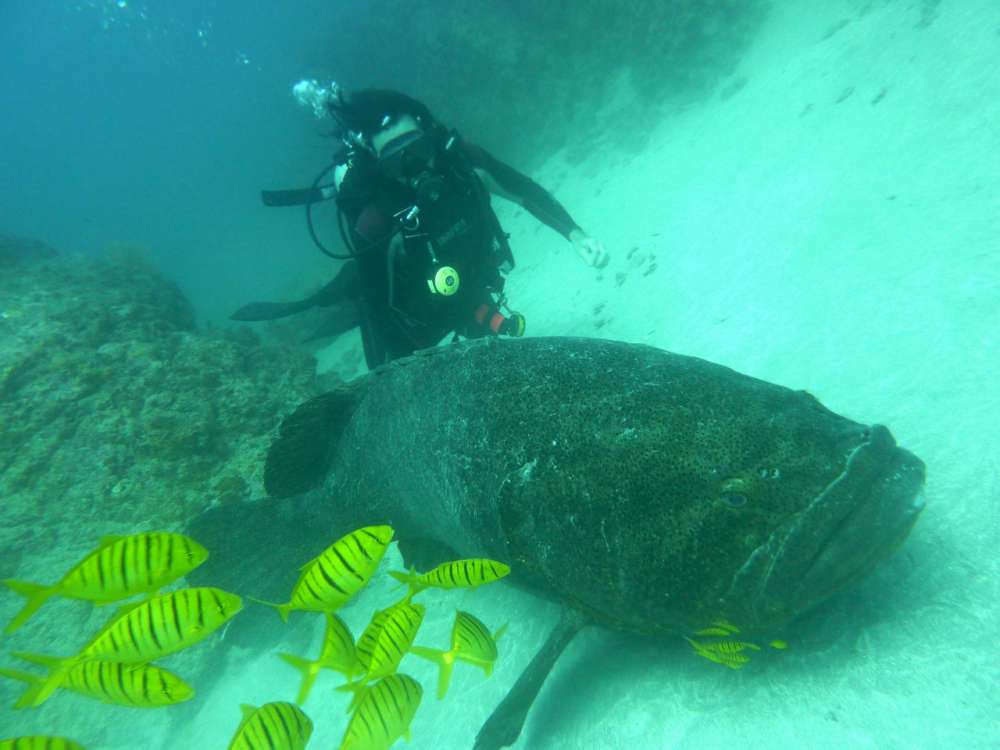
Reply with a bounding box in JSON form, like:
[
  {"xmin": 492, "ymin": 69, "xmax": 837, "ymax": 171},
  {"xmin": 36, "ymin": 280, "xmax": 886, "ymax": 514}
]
[{"xmin": 328, "ymin": 140, "xmax": 580, "ymax": 368}]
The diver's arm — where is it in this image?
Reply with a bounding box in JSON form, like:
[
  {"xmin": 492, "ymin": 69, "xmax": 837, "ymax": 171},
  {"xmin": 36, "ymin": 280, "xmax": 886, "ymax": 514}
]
[
  {"xmin": 462, "ymin": 143, "xmax": 580, "ymax": 239},
  {"xmin": 462, "ymin": 142, "xmax": 608, "ymax": 267}
]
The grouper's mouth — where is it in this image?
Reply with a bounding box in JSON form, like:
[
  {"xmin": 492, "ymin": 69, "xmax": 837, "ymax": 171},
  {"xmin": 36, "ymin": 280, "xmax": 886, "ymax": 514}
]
[{"xmin": 723, "ymin": 424, "xmax": 926, "ymax": 631}]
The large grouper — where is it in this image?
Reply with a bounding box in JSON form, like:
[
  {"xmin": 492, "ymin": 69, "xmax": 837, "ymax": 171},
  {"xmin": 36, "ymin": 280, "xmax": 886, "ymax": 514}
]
[{"xmin": 239, "ymin": 336, "xmax": 926, "ymax": 748}]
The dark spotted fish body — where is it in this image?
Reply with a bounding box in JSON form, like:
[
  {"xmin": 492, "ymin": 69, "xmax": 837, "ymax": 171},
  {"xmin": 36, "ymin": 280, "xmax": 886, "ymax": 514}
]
[
  {"xmin": 267, "ymin": 337, "xmax": 925, "ymax": 635},
  {"xmin": 263, "ymin": 336, "xmax": 926, "ymax": 747}
]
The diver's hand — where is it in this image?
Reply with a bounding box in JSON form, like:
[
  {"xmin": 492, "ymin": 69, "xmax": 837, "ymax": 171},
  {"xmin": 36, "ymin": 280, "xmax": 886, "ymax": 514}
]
[{"xmin": 569, "ymin": 229, "xmax": 609, "ymax": 268}]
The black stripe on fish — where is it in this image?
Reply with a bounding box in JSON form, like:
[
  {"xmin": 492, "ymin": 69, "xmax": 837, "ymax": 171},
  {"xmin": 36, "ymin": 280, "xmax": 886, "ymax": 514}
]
[
  {"xmin": 314, "ymin": 559, "xmax": 348, "ymax": 594},
  {"xmin": 332, "ymin": 545, "xmax": 362, "ymax": 581}
]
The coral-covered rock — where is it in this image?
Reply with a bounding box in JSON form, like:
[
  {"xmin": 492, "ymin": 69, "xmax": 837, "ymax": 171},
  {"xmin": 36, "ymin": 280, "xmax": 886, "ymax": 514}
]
[{"xmin": 0, "ymin": 237, "xmax": 319, "ymax": 570}]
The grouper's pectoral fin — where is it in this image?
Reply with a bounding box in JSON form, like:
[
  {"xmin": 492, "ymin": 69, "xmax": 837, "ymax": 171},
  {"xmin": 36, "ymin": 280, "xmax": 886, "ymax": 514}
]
[
  {"xmin": 473, "ymin": 607, "xmax": 590, "ymax": 750},
  {"xmin": 264, "ymin": 383, "xmax": 366, "ymax": 498},
  {"xmin": 396, "ymin": 537, "xmax": 462, "ymax": 574}
]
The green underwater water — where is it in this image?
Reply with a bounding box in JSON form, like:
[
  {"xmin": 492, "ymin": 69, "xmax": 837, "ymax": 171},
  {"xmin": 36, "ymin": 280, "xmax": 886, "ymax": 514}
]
[{"xmin": 2, "ymin": 0, "xmax": 999, "ymax": 748}]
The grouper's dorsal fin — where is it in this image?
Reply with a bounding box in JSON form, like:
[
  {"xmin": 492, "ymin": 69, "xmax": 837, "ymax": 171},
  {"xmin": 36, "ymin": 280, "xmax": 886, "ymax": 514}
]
[
  {"xmin": 264, "ymin": 383, "xmax": 366, "ymax": 498},
  {"xmin": 474, "ymin": 607, "xmax": 590, "ymax": 750}
]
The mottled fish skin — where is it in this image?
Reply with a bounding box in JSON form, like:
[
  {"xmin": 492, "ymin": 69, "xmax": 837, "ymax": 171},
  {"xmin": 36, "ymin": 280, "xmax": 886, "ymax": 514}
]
[{"xmin": 270, "ymin": 337, "xmax": 925, "ymax": 636}]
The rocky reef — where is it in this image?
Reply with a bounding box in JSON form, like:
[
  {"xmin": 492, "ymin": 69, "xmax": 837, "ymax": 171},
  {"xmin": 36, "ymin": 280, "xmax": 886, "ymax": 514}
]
[{"xmin": 0, "ymin": 234, "xmax": 320, "ymax": 579}]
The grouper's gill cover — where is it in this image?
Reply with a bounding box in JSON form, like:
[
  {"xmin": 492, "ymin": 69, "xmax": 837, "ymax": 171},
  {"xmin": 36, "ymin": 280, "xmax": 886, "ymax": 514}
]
[{"xmin": 265, "ymin": 337, "xmax": 925, "ymax": 635}]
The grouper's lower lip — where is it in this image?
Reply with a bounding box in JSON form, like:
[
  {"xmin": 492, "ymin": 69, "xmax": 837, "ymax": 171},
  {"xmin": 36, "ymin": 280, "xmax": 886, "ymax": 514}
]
[{"xmin": 800, "ymin": 447, "xmax": 926, "ymax": 601}]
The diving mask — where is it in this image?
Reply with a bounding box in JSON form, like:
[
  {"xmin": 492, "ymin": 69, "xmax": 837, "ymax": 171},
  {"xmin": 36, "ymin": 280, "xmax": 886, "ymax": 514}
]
[{"xmin": 377, "ymin": 130, "xmax": 438, "ymax": 181}]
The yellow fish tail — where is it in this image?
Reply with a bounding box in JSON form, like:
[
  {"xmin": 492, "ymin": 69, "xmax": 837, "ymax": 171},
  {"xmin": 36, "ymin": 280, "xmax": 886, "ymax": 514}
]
[
  {"xmin": 9, "ymin": 651, "xmax": 76, "ymax": 708},
  {"xmin": 2, "ymin": 579, "xmax": 56, "ymax": 635},
  {"xmin": 249, "ymin": 596, "xmax": 293, "ymax": 622},
  {"xmin": 387, "ymin": 569, "xmax": 424, "ymax": 598},
  {"xmin": 0, "ymin": 666, "xmax": 46, "ymax": 709},
  {"xmin": 410, "ymin": 646, "xmax": 455, "ymax": 700},
  {"xmin": 278, "ymin": 653, "xmax": 321, "ymax": 704},
  {"xmin": 335, "ymin": 679, "xmax": 368, "ymax": 713}
]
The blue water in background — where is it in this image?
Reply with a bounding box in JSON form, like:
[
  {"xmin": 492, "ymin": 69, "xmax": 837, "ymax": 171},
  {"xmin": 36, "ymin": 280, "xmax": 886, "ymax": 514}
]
[{"xmin": 0, "ymin": 0, "xmax": 358, "ymax": 322}]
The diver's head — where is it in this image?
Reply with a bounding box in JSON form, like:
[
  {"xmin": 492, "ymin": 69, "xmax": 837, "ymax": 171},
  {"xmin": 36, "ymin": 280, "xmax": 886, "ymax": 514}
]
[
  {"xmin": 325, "ymin": 88, "xmax": 442, "ymax": 179},
  {"xmin": 370, "ymin": 114, "xmax": 438, "ymax": 181}
]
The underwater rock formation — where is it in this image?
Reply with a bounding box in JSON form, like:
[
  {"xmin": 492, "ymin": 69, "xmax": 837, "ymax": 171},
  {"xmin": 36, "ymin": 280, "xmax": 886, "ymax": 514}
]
[{"xmin": 0, "ymin": 235, "xmax": 319, "ymax": 582}]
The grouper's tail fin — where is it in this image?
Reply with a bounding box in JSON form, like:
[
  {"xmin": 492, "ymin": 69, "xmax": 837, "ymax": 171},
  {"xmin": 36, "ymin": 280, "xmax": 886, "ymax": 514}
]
[{"xmin": 264, "ymin": 385, "xmax": 367, "ymax": 498}]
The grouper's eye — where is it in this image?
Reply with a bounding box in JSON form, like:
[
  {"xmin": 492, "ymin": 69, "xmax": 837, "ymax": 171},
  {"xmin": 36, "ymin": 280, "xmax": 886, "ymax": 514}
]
[{"xmin": 720, "ymin": 478, "xmax": 749, "ymax": 507}]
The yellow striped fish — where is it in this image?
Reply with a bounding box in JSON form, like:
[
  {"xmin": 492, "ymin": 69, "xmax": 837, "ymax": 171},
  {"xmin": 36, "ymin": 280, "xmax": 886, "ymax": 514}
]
[
  {"xmin": 2, "ymin": 532, "xmax": 209, "ymax": 634},
  {"xmin": 0, "ymin": 657, "xmax": 193, "ymax": 709},
  {"xmin": 0, "ymin": 739, "xmax": 87, "ymax": 750},
  {"xmin": 342, "ymin": 601, "xmax": 424, "ymax": 711},
  {"xmin": 279, "ymin": 612, "xmax": 361, "ymax": 704},
  {"xmin": 255, "ymin": 526, "xmax": 393, "ymax": 621},
  {"xmin": 388, "ymin": 558, "xmax": 509, "ymax": 599},
  {"xmin": 693, "ymin": 619, "xmax": 741, "ymax": 638},
  {"xmin": 337, "ymin": 674, "xmax": 422, "ymax": 750},
  {"xmin": 14, "ymin": 587, "xmax": 241, "ymax": 708},
  {"xmin": 410, "ymin": 610, "xmax": 507, "ymax": 699},
  {"xmin": 685, "ymin": 636, "xmax": 761, "ymax": 669},
  {"xmin": 227, "ymin": 702, "xmax": 313, "ymax": 750}
]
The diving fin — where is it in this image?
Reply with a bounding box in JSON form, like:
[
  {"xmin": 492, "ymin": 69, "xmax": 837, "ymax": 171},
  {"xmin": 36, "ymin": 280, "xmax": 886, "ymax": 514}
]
[
  {"xmin": 230, "ymin": 299, "xmax": 316, "ymax": 322},
  {"xmin": 261, "ymin": 186, "xmax": 335, "ymax": 207}
]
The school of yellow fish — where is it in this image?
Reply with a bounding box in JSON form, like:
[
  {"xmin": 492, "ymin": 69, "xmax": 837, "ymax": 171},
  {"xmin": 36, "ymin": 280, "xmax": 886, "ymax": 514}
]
[
  {"xmin": 2, "ymin": 526, "xmax": 786, "ymax": 748},
  {"xmin": 0, "ymin": 527, "xmax": 511, "ymax": 749}
]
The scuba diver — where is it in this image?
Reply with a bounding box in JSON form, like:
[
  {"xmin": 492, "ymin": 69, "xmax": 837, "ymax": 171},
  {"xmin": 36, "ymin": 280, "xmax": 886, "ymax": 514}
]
[{"xmin": 232, "ymin": 82, "xmax": 608, "ymax": 369}]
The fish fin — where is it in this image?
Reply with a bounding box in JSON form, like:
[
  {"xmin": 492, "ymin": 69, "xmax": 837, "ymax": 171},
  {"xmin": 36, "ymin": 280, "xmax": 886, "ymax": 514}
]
[
  {"xmin": 239, "ymin": 703, "xmax": 258, "ymax": 718},
  {"xmin": 232, "ymin": 704, "xmax": 258, "ymax": 735},
  {"xmin": 335, "ymin": 679, "xmax": 368, "ymax": 713},
  {"xmin": 110, "ymin": 598, "xmax": 149, "ymax": 617},
  {"xmin": 2, "ymin": 579, "xmax": 55, "ymax": 635},
  {"xmin": 493, "ymin": 622, "xmax": 509, "ymax": 643},
  {"xmin": 248, "ymin": 596, "xmax": 292, "ymax": 623},
  {"xmin": 395, "ymin": 537, "xmax": 460, "ymax": 574},
  {"xmin": 769, "ymin": 639, "xmax": 789, "ymax": 650},
  {"xmin": 411, "ymin": 646, "xmax": 453, "ymax": 700},
  {"xmin": 13, "ymin": 682, "xmax": 46, "ymax": 710},
  {"xmin": 264, "ymin": 386, "xmax": 366, "ymax": 498},
  {"xmin": 0, "ymin": 666, "xmax": 42, "ymax": 684},
  {"xmin": 278, "ymin": 653, "xmax": 320, "ymax": 704},
  {"xmin": 11, "ymin": 652, "xmax": 64, "ymax": 669},
  {"xmin": 474, "ymin": 607, "xmax": 589, "ymax": 750},
  {"xmin": 8, "ymin": 652, "xmax": 74, "ymax": 708}
]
